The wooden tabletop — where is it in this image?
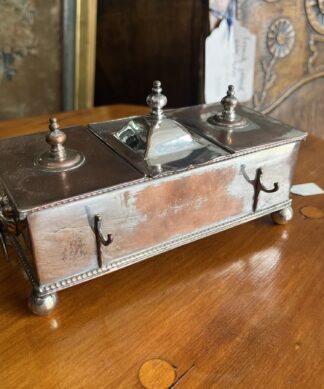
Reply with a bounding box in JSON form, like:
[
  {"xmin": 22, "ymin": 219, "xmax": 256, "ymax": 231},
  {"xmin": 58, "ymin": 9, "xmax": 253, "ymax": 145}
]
[{"xmin": 0, "ymin": 105, "xmax": 323, "ymax": 389}]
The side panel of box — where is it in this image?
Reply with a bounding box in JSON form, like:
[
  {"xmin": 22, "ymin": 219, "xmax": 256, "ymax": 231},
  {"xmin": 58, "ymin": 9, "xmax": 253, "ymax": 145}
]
[{"xmin": 27, "ymin": 142, "xmax": 299, "ymax": 285}]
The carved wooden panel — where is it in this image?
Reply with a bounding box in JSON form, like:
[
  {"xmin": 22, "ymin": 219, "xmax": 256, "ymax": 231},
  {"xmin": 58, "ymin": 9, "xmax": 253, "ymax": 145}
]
[
  {"xmin": 235, "ymin": 0, "xmax": 324, "ymax": 138},
  {"xmin": 95, "ymin": 1, "xmax": 323, "ymax": 137},
  {"xmin": 0, "ymin": 0, "xmax": 62, "ymax": 120}
]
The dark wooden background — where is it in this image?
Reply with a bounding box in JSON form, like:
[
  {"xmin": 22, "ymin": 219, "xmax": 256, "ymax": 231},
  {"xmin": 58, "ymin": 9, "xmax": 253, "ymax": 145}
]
[
  {"xmin": 0, "ymin": 1, "xmax": 323, "ymax": 138},
  {"xmin": 95, "ymin": 0, "xmax": 324, "ymax": 139},
  {"xmin": 95, "ymin": 0, "xmax": 209, "ymax": 108}
]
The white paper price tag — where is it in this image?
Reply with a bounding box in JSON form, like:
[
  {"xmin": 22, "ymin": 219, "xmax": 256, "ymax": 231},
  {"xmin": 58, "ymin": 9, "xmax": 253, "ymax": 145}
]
[
  {"xmin": 291, "ymin": 183, "xmax": 324, "ymax": 196},
  {"xmin": 205, "ymin": 18, "xmax": 256, "ymax": 103}
]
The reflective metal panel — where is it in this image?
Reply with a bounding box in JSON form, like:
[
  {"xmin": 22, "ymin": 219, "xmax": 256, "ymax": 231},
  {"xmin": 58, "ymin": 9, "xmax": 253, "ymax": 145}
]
[
  {"xmin": 89, "ymin": 117, "xmax": 230, "ymax": 177},
  {"xmin": 169, "ymin": 103, "xmax": 306, "ymax": 152},
  {"xmin": 89, "ymin": 81, "xmax": 231, "ymax": 177},
  {"xmin": 0, "ymin": 126, "xmax": 143, "ymax": 217}
]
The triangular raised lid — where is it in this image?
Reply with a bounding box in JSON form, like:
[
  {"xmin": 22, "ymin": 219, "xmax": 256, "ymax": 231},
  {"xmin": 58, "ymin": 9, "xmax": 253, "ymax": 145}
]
[{"xmin": 89, "ymin": 81, "xmax": 230, "ymax": 177}]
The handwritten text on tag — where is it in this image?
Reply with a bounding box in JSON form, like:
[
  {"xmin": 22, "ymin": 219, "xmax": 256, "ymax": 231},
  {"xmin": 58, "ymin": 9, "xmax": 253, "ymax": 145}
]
[{"xmin": 205, "ymin": 18, "xmax": 256, "ymax": 103}]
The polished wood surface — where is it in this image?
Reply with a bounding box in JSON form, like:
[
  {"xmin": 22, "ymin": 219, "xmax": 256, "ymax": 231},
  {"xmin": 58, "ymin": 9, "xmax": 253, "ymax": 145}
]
[
  {"xmin": 0, "ymin": 104, "xmax": 149, "ymax": 138},
  {"xmin": 0, "ymin": 105, "xmax": 323, "ymax": 388}
]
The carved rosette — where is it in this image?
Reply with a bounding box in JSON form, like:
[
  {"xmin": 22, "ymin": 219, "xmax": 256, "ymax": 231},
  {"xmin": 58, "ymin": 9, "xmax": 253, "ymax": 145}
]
[
  {"xmin": 267, "ymin": 18, "xmax": 295, "ymax": 58},
  {"xmin": 305, "ymin": 0, "xmax": 324, "ymax": 35},
  {"xmin": 254, "ymin": 17, "xmax": 296, "ymax": 109},
  {"xmin": 252, "ymin": 1, "xmax": 324, "ymax": 114}
]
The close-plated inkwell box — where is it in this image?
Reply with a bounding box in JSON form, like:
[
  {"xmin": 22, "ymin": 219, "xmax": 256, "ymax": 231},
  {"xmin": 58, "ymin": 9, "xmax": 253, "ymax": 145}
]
[{"xmin": 0, "ymin": 82, "xmax": 306, "ymax": 315}]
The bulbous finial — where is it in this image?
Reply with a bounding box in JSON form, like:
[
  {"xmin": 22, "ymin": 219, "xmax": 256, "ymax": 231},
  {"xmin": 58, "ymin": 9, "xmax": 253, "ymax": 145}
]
[
  {"xmin": 220, "ymin": 85, "xmax": 238, "ymax": 122},
  {"xmin": 34, "ymin": 117, "xmax": 85, "ymax": 172},
  {"xmin": 208, "ymin": 85, "xmax": 247, "ymax": 128},
  {"xmin": 46, "ymin": 118, "xmax": 67, "ymax": 160},
  {"xmin": 49, "ymin": 117, "xmax": 59, "ymax": 131},
  {"xmin": 146, "ymin": 80, "xmax": 167, "ymax": 119}
]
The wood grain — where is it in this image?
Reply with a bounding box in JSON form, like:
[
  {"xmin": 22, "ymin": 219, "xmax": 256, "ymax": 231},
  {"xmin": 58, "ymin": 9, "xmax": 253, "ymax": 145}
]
[
  {"xmin": 0, "ymin": 104, "xmax": 148, "ymax": 139},
  {"xmin": 0, "ymin": 105, "xmax": 323, "ymax": 388},
  {"xmin": 95, "ymin": 0, "xmax": 207, "ymax": 108}
]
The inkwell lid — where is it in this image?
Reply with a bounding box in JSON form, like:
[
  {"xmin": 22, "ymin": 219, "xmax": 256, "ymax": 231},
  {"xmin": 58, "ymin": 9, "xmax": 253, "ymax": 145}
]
[{"xmin": 104, "ymin": 81, "xmax": 228, "ymax": 176}]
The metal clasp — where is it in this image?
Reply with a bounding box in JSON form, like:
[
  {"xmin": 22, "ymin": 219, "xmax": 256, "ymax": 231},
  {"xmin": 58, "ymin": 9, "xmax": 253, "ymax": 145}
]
[
  {"xmin": 94, "ymin": 214, "xmax": 113, "ymax": 268},
  {"xmin": 241, "ymin": 166, "xmax": 279, "ymax": 212}
]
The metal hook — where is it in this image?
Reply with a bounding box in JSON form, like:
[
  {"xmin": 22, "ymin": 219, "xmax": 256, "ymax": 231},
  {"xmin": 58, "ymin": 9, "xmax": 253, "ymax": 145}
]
[
  {"xmin": 241, "ymin": 166, "xmax": 279, "ymax": 212},
  {"xmin": 0, "ymin": 230, "xmax": 9, "ymax": 261},
  {"xmin": 94, "ymin": 214, "xmax": 113, "ymax": 268}
]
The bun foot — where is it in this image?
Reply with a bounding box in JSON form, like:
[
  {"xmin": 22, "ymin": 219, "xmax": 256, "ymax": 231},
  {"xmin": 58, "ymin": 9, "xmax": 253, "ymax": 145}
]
[
  {"xmin": 28, "ymin": 291, "xmax": 58, "ymax": 316},
  {"xmin": 271, "ymin": 206, "xmax": 293, "ymax": 225}
]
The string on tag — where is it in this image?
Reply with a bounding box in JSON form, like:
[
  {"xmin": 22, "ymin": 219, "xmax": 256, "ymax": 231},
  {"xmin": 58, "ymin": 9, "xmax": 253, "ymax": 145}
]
[{"xmin": 209, "ymin": 0, "xmax": 236, "ymax": 33}]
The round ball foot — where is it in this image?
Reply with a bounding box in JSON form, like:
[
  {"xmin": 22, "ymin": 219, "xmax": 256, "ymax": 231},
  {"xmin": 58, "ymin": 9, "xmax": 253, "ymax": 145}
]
[
  {"xmin": 28, "ymin": 291, "xmax": 58, "ymax": 316},
  {"xmin": 271, "ymin": 206, "xmax": 293, "ymax": 225}
]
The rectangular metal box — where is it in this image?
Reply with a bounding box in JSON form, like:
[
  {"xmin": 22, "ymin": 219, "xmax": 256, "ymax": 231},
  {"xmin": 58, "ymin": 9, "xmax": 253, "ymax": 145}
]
[{"xmin": 0, "ymin": 83, "xmax": 306, "ymax": 315}]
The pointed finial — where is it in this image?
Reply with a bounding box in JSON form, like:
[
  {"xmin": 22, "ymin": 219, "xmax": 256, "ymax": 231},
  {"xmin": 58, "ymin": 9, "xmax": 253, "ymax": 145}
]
[{"xmin": 146, "ymin": 80, "xmax": 167, "ymax": 119}]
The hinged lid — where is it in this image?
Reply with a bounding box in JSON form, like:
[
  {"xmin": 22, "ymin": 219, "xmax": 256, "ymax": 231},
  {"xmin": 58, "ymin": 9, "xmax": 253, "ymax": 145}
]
[
  {"xmin": 0, "ymin": 122, "xmax": 143, "ymax": 218},
  {"xmin": 169, "ymin": 85, "xmax": 306, "ymax": 152},
  {"xmin": 0, "ymin": 83, "xmax": 307, "ymax": 218},
  {"xmin": 89, "ymin": 81, "xmax": 230, "ymax": 177}
]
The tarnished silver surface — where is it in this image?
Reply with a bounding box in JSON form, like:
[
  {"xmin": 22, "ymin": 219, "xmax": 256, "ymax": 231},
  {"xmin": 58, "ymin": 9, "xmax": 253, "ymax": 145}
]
[
  {"xmin": 0, "ymin": 83, "xmax": 307, "ymax": 315},
  {"xmin": 27, "ymin": 141, "xmax": 300, "ymax": 287},
  {"xmin": 0, "ymin": 126, "xmax": 143, "ymax": 218},
  {"xmin": 36, "ymin": 200, "xmax": 292, "ymax": 296},
  {"xmin": 271, "ymin": 206, "xmax": 294, "ymax": 224},
  {"xmin": 169, "ymin": 103, "xmax": 306, "ymax": 152},
  {"xmin": 35, "ymin": 118, "xmax": 85, "ymax": 172},
  {"xmin": 28, "ymin": 291, "xmax": 58, "ymax": 316}
]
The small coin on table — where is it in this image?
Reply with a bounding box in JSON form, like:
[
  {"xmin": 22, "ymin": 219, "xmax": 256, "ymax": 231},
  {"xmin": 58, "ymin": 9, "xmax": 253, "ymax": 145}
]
[
  {"xmin": 300, "ymin": 206, "xmax": 324, "ymax": 219},
  {"xmin": 139, "ymin": 358, "xmax": 176, "ymax": 389}
]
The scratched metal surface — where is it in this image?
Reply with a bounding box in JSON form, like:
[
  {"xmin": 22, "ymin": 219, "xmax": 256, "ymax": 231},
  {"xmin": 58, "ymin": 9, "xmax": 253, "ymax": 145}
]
[
  {"xmin": 169, "ymin": 103, "xmax": 306, "ymax": 152},
  {"xmin": 0, "ymin": 102, "xmax": 306, "ymax": 218},
  {"xmin": 27, "ymin": 142, "xmax": 298, "ymax": 285},
  {"xmin": 0, "ymin": 126, "xmax": 143, "ymax": 216}
]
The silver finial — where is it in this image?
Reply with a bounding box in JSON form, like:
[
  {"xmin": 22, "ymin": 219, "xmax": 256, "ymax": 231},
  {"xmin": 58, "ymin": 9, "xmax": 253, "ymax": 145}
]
[
  {"xmin": 146, "ymin": 80, "xmax": 167, "ymax": 119},
  {"xmin": 35, "ymin": 118, "xmax": 85, "ymax": 172},
  {"xmin": 46, "ymin": 118, "xmax": 67, "ymax": 161},
  {"xmin": 208, "ymin": 85, "xmax": 247, "ymax": 128},
  {"xmin": 221, "ymin": 85, "xmax": 238, "ymax": 122}
]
